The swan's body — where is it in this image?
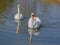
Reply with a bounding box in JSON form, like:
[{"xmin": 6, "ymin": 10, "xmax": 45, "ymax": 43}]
[
  {"xmin": 14, "ymin": 13, "xmax": 24, "ymax": 20},
  {"xmin": 28, "ymin": 17, "xmax": 41, "ymax": 28}
]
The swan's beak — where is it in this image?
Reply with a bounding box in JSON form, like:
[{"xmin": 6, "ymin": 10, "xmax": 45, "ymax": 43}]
[{"xmin": 31, "ymin": 13, "xmax": 35, "ymax": 19}]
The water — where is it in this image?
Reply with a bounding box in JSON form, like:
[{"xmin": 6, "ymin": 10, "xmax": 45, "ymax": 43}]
[{"xmin": 0, "ymin": 0, "xmax": 60, "ymax": 45}]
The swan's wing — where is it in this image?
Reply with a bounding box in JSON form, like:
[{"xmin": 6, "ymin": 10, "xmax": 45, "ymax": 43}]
[
  {"xmin": 28, "ymin": 18, "xmax": 31, "ymax": 24},
  {"xmin": 20, "ymin": 13, "xmax": 24, "ymax": 19},
  {"xmin": 14, "ymin": 14, "xmax": 19, "ymax": 19},
  {"xmin": 36, "ymin": 17, "xmax": 41, "ymax": 24}
]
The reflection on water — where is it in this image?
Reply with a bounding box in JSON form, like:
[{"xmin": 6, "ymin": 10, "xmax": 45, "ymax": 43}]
[
  {"xmin": 28, "ymin": 28, "xmax": 40, "ymax": 35},
  {"xmin": 28, "ymin": 28, "xmax": 40, "ymax": 43},
  {"xmin": 15, "ymin": 20, "xmax": 22, "ymax": 34},
  {"xmin": 15, "ymin": 19, "xmax": 41, "ymax": 43}
]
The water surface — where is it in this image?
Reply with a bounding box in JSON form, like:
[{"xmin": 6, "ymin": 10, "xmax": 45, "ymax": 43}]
[{"xmin": 0, "ymin": 0, "xmax": 60, "ymax": 45}]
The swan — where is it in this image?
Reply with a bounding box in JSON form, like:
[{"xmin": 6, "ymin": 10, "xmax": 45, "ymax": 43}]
[
  {"xmin": 28, "ymin": 13, "xmax": 41, "ymax": 29},
  {"xmin": 14, "ymin": 4, "xmax": 24, "ymax": 20},
  {"xmin": 28, "ymin": 13, "xmax": 41, "ymax": 43}
]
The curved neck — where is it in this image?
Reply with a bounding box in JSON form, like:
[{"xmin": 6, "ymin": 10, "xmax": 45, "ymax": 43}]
[
  {"xmin": 32, "ymin": 18, "xmax": 34, "ymax": 28},
  {"xmin": 17, "ymin": 5, "xmax": 21, "ymax": 20},
  {"xmin": 18, "ymin": 7, "xmax": 20, "ymax": 16}
]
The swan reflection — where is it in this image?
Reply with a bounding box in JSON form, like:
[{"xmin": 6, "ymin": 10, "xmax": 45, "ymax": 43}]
[
  {"xmin": 28, "ymin": 28, "xmax": 40, "ymax": 36},
  {"xmin": 28, "ymin": 28, "xmax": 40, "ymax": 43}
]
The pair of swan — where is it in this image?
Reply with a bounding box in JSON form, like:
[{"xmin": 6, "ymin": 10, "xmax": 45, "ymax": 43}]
[
  {"xmin": 14, "ymin": 4, "xmax": 41, "ymax": 29},
  {"xmin": 14, "ymin": 4, "xmax": 41, "ymax": 43}
]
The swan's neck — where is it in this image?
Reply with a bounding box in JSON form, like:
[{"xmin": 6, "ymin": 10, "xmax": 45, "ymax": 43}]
[
  {"xmin": 31, "ymin": 17, "xmax": 35, "ymax": 28},
  {"xmin": 32, "ymin": 18, "xmax": 34, "ymax": 28},
  {"xmin": 18, "ymin": 7, "xmax": 20, "ymax": 19}
]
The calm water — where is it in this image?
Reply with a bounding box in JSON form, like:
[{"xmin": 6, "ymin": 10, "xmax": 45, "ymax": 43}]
[{"xmin": 0, "ymin": 0, "xmax": 60, "ymax": 45}]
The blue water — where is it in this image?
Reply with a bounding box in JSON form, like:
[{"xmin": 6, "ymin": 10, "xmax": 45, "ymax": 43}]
[{"xmin": 0, "ymin": 0, "xmax": 60, "ymax": 45}]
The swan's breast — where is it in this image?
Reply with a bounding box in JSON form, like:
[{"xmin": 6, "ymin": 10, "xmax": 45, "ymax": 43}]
[{"xmin": 28, "ymin": 17, "xmax": 41, "ymax": 28}]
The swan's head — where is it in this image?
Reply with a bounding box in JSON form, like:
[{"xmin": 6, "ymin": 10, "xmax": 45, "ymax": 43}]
[
  {"xmin": 31, "ymin": 13, "xmax": 35, "ymax": 19},
  {"xmin": 17, "ymin": 4, "xmax": 21, "ymax": 9}
]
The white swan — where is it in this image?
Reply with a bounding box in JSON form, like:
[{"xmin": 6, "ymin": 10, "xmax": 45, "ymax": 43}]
[
  {"xmin": 14, "ymin": 4, "xmax": 24, "ymax": 20},
  {"xmin": 28, "ymin": 13, "xmax": 41, "ymax": 28},
  {"xmin": 28, "ymin": 13, "xmax": 41, "ymax": 35}
]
